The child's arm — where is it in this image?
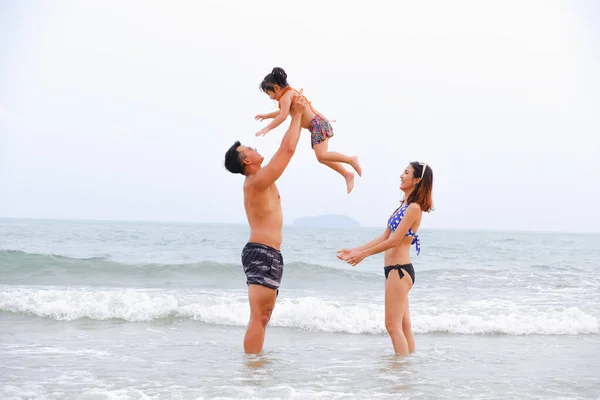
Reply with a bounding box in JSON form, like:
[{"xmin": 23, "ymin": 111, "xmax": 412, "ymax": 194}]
[
  {"xmin": 254, "ymin": 110, "xmax": 280, "ymax": 121},
  {"xmin": 256, "ymin": 93, "xmax": 292, "ymax": 136}
]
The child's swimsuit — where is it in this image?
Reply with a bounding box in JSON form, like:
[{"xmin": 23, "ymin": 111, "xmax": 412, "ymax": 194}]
[{"xmin": 278, "ymin": 87, "xmax": 334, "ymax": 148}]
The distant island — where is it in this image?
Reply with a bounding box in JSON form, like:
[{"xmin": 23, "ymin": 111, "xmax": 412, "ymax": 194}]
[{"xmin": 292, "ymin": 214, "xmax": 360, "ymax": 228}]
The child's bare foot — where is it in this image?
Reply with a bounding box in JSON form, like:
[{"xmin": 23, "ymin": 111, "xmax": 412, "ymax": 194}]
[
  {"xmin": 350, "ymin": 156, "xmax": 362, "ymax": 177},
  {"xmin": 344, "ymin": 172, "xmax": 355, "ymax": 194}
]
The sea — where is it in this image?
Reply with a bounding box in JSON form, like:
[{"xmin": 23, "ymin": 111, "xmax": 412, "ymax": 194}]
[{"xmin": 1, "ymin": 218, "xmax": 599, "ymax": 400}]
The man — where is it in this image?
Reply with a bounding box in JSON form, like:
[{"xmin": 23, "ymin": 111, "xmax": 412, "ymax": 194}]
[{"xmin": 223, "ymin": 94, "xmax": 307, "ymax": 354}]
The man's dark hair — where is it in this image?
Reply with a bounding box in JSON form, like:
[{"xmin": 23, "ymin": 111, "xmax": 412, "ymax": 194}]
[{"xmin": 224, "ymin": 140, "xmax": 245, "ymax": 174}]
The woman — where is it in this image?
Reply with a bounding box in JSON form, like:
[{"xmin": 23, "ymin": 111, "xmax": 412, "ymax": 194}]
[{"xmin": 337, "ymin": 161, "xmax": 433, "ymax": 355}]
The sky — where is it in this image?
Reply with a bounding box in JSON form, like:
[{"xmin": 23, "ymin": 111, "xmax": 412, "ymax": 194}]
[{"xmin": 1, "ymin": 0, "xmax": 599, "ymax": 232}]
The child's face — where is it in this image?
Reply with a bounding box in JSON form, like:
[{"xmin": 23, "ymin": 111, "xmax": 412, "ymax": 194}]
[{"xmin": 266, "ymin": 85, "xmax": 283, "ymax": 101}]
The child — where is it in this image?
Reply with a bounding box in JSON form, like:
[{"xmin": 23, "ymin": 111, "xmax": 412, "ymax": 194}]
[{"xmin": 254, "ymin": 67, "xmax": 362, "ymax": 194}]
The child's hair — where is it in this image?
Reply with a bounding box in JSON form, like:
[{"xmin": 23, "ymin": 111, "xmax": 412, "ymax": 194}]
[{"xmin": 259, "ymin": 67, "xmax": 289, "ymax": 93}]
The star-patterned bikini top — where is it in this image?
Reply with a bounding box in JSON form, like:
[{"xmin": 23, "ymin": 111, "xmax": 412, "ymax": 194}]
[{"xmin": 386, "ymin": 202, "xmax": 421, "ymax": 255}]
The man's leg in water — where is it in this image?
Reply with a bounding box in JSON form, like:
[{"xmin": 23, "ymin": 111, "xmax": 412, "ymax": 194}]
[{"xmin": 244, "ymin": 284, "xmax": 277, "ymax": 354}]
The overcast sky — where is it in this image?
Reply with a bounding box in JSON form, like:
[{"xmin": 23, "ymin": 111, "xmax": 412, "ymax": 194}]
[{"xmin": 1, "ymin": 0, "xmax": 599, "ymax": 232}]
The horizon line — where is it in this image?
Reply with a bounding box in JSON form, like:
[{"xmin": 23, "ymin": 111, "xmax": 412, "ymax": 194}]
[{"xmin": 1, "ymin": 216, "xmax": 598, "ymax": 235}]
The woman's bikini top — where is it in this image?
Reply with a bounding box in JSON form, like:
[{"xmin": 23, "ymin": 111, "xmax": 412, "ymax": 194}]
[{"xmin": 387, "ymin": 202, "xmax": 421, "ymax": 255}]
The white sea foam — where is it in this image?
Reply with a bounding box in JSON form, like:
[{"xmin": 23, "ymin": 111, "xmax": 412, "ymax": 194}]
[
  {"xmin": 1, "ymin": 288, "xmax": 597, "ymax": 335},
  {"xmin": 0, "ymin": 384, "xmax": 407, "ymax": 400}
]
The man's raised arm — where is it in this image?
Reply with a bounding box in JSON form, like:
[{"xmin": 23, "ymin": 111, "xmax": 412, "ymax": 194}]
[{"xmin": 252, "ymin": 95, "xmax": 307, "ymax": 190}]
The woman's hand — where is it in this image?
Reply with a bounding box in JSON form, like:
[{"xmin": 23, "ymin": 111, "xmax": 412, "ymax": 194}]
[
  {"xmin": 336, "ymin": 249, "xmax": 352, "ymax": 260},
  {"xmin": 345, "ymin": 250, "xmax": 366, "ymax": 266},
  {"xmin": 337, "ymin": 249, "xmax": 366, "ymax": 266}
]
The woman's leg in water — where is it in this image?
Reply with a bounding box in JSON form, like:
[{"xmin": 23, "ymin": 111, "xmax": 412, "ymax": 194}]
[
  {"xmin": 403, "ymin": 296, "xmax": 415, "ymax": 353},
  {"xmin": 385, "ymin": 269, "xmax": 413, "ymax": 355}
]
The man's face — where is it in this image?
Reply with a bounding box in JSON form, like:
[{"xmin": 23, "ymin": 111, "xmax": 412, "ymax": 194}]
[{"xmin": 238, "ymin": 145, "xmax": 263, "ymax": 167}]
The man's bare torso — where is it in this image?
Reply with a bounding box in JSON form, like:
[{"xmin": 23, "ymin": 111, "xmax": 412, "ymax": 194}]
[{"xmin": 243, "ymin": 175, "xmax": 283, "ymax": 250}]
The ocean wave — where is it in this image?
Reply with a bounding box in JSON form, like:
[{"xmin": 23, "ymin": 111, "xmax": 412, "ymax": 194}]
[
  {"xmin": 2, "ymin": 250, "xmax": 589, "ymax": 279},
  {"xmin": 0, "ymin": 249, "xmax": 108, "ymax": 263},
  {"xmin": 0, "ymin": 249, "xmax": 378, "ymax": 283},
  {"xmin": 1, "ymin": 287, "xmax": 597, "ymax": 335},
  {"xmin": 0, "ymin": 251, "xmax": 241, "ymax": 276}
]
